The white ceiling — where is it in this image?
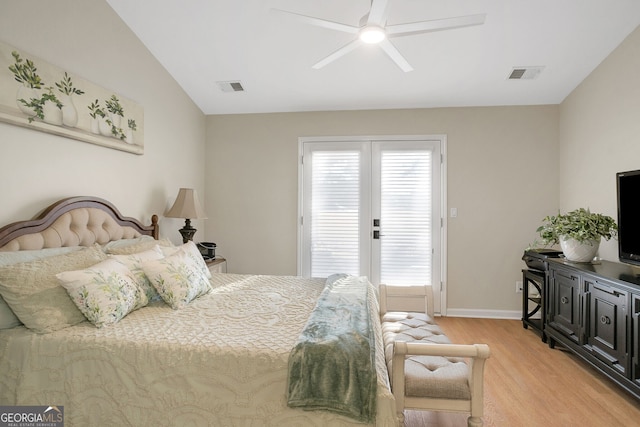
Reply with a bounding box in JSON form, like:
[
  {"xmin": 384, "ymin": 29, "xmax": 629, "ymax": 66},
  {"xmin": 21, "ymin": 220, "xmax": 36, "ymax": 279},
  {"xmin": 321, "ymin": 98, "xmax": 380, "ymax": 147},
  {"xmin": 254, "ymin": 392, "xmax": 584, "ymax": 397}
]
[{"xmin": 105, "ymin": 0, "xmax": 640, "ymax": 115}]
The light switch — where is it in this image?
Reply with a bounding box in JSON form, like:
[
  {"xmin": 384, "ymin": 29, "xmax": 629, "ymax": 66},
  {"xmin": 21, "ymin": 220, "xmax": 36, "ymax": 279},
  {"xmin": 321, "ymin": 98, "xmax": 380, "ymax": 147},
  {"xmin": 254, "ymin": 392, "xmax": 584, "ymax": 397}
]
[{"xmin": 450, "ymin": 208, "xmax": 458, "ymax": 218}]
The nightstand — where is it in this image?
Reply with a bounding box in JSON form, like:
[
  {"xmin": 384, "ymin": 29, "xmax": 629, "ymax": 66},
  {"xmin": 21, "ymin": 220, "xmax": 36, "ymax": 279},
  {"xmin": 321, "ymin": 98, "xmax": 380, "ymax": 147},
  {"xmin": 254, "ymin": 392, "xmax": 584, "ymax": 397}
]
[{"xmin": 206, "ymin": 257, "xmax": 227, "ymax": 274}]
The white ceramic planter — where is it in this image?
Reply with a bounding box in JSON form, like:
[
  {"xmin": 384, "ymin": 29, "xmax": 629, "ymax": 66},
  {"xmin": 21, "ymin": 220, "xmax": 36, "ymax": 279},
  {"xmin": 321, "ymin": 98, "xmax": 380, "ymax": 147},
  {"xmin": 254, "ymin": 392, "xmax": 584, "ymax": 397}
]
[
  {"xmin": 560, "ymin": 236, "xmax": 600, "ymax": 263},
  {"xmin": 42, "ymin": 100, "xmax": 62, "ymax": 126},
  {"xmin": 60, "ymin": 94, "xmax": 78, "ymax": 127},
  {"xmin": 90, "ymin": 117, "xmax": 100, "ymax": 134},
  {"xmin": 16, "ymin": 86, "xmax": 38, "ymax": 116},
  {"xmin": 98, "ymin": 117, "xmax": 112, "ymax": 136}
]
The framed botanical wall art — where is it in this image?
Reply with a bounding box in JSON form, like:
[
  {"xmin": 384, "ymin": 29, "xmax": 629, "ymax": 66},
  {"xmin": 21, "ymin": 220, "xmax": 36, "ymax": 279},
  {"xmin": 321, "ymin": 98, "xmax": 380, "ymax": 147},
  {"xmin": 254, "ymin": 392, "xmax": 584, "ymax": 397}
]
[{"xmin": 0, "ymin": 40, "xmax": 144, "ymax": 155}]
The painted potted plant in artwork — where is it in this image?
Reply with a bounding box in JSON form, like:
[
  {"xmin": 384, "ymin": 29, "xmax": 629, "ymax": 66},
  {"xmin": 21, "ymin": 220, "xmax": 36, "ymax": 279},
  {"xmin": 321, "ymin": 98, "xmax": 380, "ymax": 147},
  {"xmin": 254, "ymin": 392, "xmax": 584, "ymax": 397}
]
[
  {"xmin": 536, "ymin": 208, "xmax": 618, "ymax": 262},
  {"xmin": 88, "ymin": 99, "xmax": 106, "ymax": 135},
  {"xmin": 8, "ymin": 50, "xmax": 43, "ymax": 116},
  {"xmin": 55, "ymin": 72, "xmax": 85, "ymax": 127},
  {"xmin": 125, "ymin": 118, "xmax": 137, "ymax": 144},
  {"xmin": 105, "ymin": 95, "xmax": 124, "ymax": 130},
  {"xmin": 18, "ymin": 86, "xmax": 64, "ymax": 125}
]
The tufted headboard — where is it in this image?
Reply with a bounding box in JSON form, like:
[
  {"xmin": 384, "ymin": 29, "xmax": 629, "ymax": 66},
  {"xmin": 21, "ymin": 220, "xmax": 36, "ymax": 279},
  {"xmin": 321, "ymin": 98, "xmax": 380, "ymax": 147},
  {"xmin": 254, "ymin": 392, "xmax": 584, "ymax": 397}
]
[{"xmin": 0, "ymin": 196, "xmax": 159, "ymax": 251}]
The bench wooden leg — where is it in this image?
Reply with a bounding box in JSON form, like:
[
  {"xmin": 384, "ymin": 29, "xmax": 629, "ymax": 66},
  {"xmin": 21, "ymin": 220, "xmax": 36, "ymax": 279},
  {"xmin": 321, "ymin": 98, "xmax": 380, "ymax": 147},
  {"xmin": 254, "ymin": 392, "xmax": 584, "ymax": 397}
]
[{"xmin": 467, "ymin": 415, "xmax": 483, "ymax": 427}]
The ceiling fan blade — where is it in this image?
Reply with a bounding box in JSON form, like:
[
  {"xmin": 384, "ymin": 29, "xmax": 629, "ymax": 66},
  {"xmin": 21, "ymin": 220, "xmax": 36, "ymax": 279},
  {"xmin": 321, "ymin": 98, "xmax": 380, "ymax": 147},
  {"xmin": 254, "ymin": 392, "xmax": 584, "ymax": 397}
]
[
  {"xmin": 367, "ymin": 0, "xmax": 390, "ymax": 26},
  {"xmin": 312, "ymin": 39, "xmax": 362, "ymax": 69},
  {"xmin": 378, "ymin": 39, "xmax": 413, "ymax": 72},
  {"xmin": 386, "ymin": 14, "xmax": 486, "ymax": 37},
  {"xmin": 271, "ymin": 8, "xmax": 359, "ymax": 34}
]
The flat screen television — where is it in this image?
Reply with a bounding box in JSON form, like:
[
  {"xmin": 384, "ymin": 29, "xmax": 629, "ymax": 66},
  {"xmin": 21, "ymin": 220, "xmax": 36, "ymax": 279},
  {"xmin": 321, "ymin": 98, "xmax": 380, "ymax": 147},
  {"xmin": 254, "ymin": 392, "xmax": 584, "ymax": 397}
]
[{"xmin": 617, "ymin": 169, "xmax": 640, "ymax": 266}]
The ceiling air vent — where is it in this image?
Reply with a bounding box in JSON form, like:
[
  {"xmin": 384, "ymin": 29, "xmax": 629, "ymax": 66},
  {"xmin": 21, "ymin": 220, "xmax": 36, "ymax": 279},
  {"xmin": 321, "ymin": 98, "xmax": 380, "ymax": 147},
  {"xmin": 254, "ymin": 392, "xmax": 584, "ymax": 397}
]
[
  {"xmin": 508, "ymin": 66, "xmax": 545, "ymax": 80},
  {"xmin": 216, "ymin": 81, "xmax": 245, "ymax": 92}
]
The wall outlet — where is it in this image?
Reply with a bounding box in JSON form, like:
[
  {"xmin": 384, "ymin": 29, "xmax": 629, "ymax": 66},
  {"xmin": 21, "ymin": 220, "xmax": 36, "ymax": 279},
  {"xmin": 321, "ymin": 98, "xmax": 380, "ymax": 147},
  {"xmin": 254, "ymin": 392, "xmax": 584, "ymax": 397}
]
[{"xmin": 516, "ymin": 281, "xmax": 523, "ymax": 293}]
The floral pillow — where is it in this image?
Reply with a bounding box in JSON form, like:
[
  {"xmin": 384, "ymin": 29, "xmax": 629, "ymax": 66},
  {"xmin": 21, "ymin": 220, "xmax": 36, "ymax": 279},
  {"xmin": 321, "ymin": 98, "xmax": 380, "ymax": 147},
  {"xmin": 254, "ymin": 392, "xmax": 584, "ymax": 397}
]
[
  {"xmin": 56, "ymin": 258, "xmax": 141, "ymax": 328},
  {"xmin": 160, "ymin": 241, "xmax": 211, "ymax": 279},
  {"xmin": 141, "ymin": 247, "xmax": 211, "ymax": 309},
  {"xmin": 109, "ymin": 246, "xmax": 165, "ymax": 305}
]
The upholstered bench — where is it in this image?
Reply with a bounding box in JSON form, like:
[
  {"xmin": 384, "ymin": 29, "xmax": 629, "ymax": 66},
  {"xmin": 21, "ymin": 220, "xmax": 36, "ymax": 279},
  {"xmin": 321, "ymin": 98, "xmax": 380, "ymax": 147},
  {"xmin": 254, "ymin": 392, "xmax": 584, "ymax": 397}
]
[{"xmin": 379, "ymin": 284, "xmax": 490, "ymax": 427}]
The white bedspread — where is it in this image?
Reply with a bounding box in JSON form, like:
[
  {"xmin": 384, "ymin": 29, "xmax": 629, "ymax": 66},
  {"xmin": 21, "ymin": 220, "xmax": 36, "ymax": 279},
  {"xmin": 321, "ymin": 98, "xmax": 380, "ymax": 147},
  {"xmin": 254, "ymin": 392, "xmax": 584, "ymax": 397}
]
[{"xmin": 0, "ymin": 273, "xmax": 397, "ymax": 426}]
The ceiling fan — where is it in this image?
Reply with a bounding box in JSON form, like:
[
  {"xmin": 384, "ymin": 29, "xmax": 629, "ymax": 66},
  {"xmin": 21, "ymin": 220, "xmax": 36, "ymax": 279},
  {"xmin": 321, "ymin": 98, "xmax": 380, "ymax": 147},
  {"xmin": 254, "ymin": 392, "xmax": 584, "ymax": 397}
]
[{"xmin": 272, "ymin": 0, "xmax": 486, "ymax": 72}]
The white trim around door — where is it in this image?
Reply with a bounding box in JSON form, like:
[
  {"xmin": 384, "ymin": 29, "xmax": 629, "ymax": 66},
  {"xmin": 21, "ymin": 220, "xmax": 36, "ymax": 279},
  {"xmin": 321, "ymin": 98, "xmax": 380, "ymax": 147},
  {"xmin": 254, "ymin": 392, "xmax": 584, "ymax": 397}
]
[{"xmin": 297, "ymin": 135, "xmax": 448, "ymax": 315}]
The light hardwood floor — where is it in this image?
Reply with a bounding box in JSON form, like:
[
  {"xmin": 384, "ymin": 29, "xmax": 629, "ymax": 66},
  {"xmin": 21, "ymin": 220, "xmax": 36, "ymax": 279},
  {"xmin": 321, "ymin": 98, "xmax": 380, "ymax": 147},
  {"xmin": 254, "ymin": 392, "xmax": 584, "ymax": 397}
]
[{"xmin": 403, "ymin": 317, "xmax": 640, "ymax": 427}]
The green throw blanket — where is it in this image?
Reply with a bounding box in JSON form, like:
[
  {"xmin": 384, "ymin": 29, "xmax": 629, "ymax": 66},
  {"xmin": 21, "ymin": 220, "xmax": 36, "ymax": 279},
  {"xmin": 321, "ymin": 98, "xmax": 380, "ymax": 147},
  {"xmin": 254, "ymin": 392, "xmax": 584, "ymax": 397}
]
[{"xmin": 286, "ymin": 274, "xmax": 377, "ymax": 423}]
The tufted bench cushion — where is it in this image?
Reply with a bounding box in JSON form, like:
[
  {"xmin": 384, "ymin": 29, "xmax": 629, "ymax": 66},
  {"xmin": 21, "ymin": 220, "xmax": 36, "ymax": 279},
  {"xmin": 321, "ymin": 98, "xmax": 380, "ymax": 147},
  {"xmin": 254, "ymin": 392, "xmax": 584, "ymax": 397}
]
[
  {"xmin": 378, "ymin": 285, "xmax": 489, "ymax": 427},
  {"xmin": 381, "ymin": 311, "xmax": 471, "ymax": 400}
]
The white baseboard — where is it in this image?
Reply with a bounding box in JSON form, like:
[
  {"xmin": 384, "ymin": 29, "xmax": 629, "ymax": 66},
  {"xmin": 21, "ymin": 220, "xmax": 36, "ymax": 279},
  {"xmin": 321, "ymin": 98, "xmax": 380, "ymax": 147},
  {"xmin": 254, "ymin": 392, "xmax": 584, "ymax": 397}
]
[{"xmin": 441, "ymin": 308, "xmax": 521, "ymax": 319}]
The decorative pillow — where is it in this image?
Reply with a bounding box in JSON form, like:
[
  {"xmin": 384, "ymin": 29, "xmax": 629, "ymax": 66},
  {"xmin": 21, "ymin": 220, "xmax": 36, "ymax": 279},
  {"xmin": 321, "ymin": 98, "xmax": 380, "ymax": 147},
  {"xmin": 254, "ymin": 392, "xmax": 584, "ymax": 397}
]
[
  {"xmin": 0, "ymin": 296, "xmax": 21, "ymax": 329},
  {"xmin": 160, "ymin": 241, "xmax": 211, "ymax": 279},
  {"xmin": 106, "ymin": 237, "xmax": 173, "ymax": 255},
  {"xmin": 109, "ymin": 246, "xmax": 165, "ymax": 304},
  {"xmin": 0, "ymin": 246, "xmax": 83, "ymax": 266},
  {"xmin": 57, "ymin": 259, "xmax": 141, "ymax": 328},
  {"xmin": 141, "ymin": 248, "xmax": 211, "ymax": 309},
  {"xmin": 0, "ymin": 245, "xmax": 108, "ymax": 333},
  {"xmin": 0, "ymin": 246, "xmax": 83, "ymax": 329},
  {"xmin": 100, "ymin": 235, "xmax": 155, "ymax": 253}
]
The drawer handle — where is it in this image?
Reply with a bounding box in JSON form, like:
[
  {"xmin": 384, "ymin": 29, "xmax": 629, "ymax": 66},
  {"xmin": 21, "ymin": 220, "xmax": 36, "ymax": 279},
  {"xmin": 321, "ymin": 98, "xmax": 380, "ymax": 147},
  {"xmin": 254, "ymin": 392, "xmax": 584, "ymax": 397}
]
[
  {"xmin": 561, "ymin": 296, "xmax": 569, "ymax": 304},
  {"xmin": 600, "ymin": 315, "xmax": 611, "ymax": 325},
  {"xmin": 594, "ymin": 284, "xmax": 622, "ymax": 297}
]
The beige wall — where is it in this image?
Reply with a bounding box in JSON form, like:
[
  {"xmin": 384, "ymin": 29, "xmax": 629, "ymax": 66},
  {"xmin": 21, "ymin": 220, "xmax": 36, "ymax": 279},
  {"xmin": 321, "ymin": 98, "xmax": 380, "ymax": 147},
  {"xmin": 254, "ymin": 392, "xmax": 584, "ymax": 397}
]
[
  {"xmin": 0, "ymin": 0, "xmax": 206, "ymax": 244},
  {"xmin": 206, "ymin": 106, "xmax": 559, "ymax": 315},
  {"xmin": 559, "ymin": 26, "xmax": 640, "ymax": 262},
  {"xmin": 3, "ymin": 0, "xmax": 634, "ymax": 315},
  {"xmin": 205, "ymin": 25, "xmax": 640, "ymax": 316}
]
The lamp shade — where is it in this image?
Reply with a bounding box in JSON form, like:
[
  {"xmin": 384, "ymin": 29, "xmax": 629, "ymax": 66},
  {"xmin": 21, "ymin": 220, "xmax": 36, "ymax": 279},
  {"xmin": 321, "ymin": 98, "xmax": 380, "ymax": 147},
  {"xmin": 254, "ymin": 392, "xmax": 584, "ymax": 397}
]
[{"xmin": 165, "ymin": 188, "xmax": 207, "ymax": 219}]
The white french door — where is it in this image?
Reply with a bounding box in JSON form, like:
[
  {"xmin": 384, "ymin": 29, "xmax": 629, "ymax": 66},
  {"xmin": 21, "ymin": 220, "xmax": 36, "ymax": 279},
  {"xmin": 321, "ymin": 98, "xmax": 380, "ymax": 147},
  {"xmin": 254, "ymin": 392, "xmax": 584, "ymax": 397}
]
[{"xmin": 299, "ymin": 136, "xmax": 445, "ymax": 313}]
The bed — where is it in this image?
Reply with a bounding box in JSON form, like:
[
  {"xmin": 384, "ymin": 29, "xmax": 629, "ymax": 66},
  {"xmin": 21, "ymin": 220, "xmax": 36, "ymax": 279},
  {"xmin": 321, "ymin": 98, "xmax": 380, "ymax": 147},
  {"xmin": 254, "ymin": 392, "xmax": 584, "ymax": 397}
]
[{"xmin": 0, "ymin": 196, "xmax": 398, "ymax": 426}]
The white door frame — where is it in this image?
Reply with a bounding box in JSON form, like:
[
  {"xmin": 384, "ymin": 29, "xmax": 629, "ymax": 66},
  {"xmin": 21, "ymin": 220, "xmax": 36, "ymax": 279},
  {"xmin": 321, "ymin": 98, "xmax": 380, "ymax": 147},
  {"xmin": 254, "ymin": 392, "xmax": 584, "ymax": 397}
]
[{"xmin": 297, "ymin": 135, "xmax": 448, "ymax": 315}]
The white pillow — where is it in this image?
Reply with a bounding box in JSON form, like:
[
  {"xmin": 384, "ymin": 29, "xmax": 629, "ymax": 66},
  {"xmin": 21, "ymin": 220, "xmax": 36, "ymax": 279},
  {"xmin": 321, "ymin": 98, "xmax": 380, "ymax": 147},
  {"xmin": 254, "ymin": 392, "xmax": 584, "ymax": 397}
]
[
  {"xmin": 0, "ymin": 245, "xmax": 107, "ymax": 333},
  {"xmin": 0, "ymin": 246, "xmax": 83, "ymax": 267},
  {"xmin": 100, "ymin": 235, "xmax": 155, "ymax": 253},
  {"xmin": 160, "ymin": 241, "xmax": 211, "ymax": 279},
  {"xmin": 106, "ymin": 237, "xmax": 173, "ymax": 255},
  {"xmin": 0, "ymin": 296, "xmax": 21, "ymax": 329},
  {"xmin": 142, "ymin": 247, "xmax": 211, "ymax": 309},
  {"xmin": 109, "ymin": 245, "xmax": 165, "ymax": 304},
  {"xmin": 56, "ymin": 258, "xmax": 142, "ymax": 328},
  {"xmin": 0, "ymin": 246, "xmax": 83, "ymax": 330}
]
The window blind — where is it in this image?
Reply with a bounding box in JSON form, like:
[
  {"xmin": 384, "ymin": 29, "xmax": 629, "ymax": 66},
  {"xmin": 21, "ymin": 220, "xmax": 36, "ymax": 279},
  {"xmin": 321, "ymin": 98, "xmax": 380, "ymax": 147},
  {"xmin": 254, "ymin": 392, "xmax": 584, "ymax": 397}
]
[
  {"xmin": 379, "ymin": 150, "xmax": 432, "ymax": 285},
  {"xmin": 310, "ymin": 150, "xmax": 360, "ymax": 277}
]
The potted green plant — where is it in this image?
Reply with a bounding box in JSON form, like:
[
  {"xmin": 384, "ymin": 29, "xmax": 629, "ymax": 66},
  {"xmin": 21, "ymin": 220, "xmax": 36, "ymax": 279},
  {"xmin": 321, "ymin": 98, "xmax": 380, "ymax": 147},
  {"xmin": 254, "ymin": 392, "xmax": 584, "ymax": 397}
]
[
  {"xmin": 18, "ymin": 86, "xmax": 63, "ymax": 125},
  {"xmin": 124, "ymin": 119, "xmax": 137, "ymax": 144},
  {"xmin": 104, "ymin": 95, "xmax": 126, "ymax": 139},
  {"xmin": 105, "ymin": 95, "xmax": 124, "ymax": 126},
  {"xmin": 88, "ymin": 100, "xmax": 105, "ymax": 119},
  {"xmin": 88, "ymin": 99, "xmax": 107, "ymax": 135},
  {"xmin": 8, "ymin": 50, "xmax": 44, "ymax": 115},
  {"xmin": 536, "ymin": 208, "xmax": 618, "ymax": 262},
  {"xmin": 55, "ymin": 72, "xmax": 85, "ymax": 127},
  {"xmin": 8, "ymin": 51, "xmax": 43, "ymax": 89}
]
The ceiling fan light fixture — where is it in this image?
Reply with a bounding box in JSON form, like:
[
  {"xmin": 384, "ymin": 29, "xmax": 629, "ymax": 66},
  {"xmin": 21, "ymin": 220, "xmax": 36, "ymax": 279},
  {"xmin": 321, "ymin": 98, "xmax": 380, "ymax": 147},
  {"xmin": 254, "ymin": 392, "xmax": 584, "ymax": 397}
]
[{"xmin": 359, "ymin": 26, "xmax": 386, "ymax": 44}]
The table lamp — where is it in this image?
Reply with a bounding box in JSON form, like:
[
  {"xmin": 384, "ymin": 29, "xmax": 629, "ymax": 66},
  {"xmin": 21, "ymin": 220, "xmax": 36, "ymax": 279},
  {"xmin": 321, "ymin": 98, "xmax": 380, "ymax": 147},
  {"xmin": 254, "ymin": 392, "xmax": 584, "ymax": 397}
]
[{"xmin": 165, "ymin": 188, "xmax": 207, "ymax": 243}]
